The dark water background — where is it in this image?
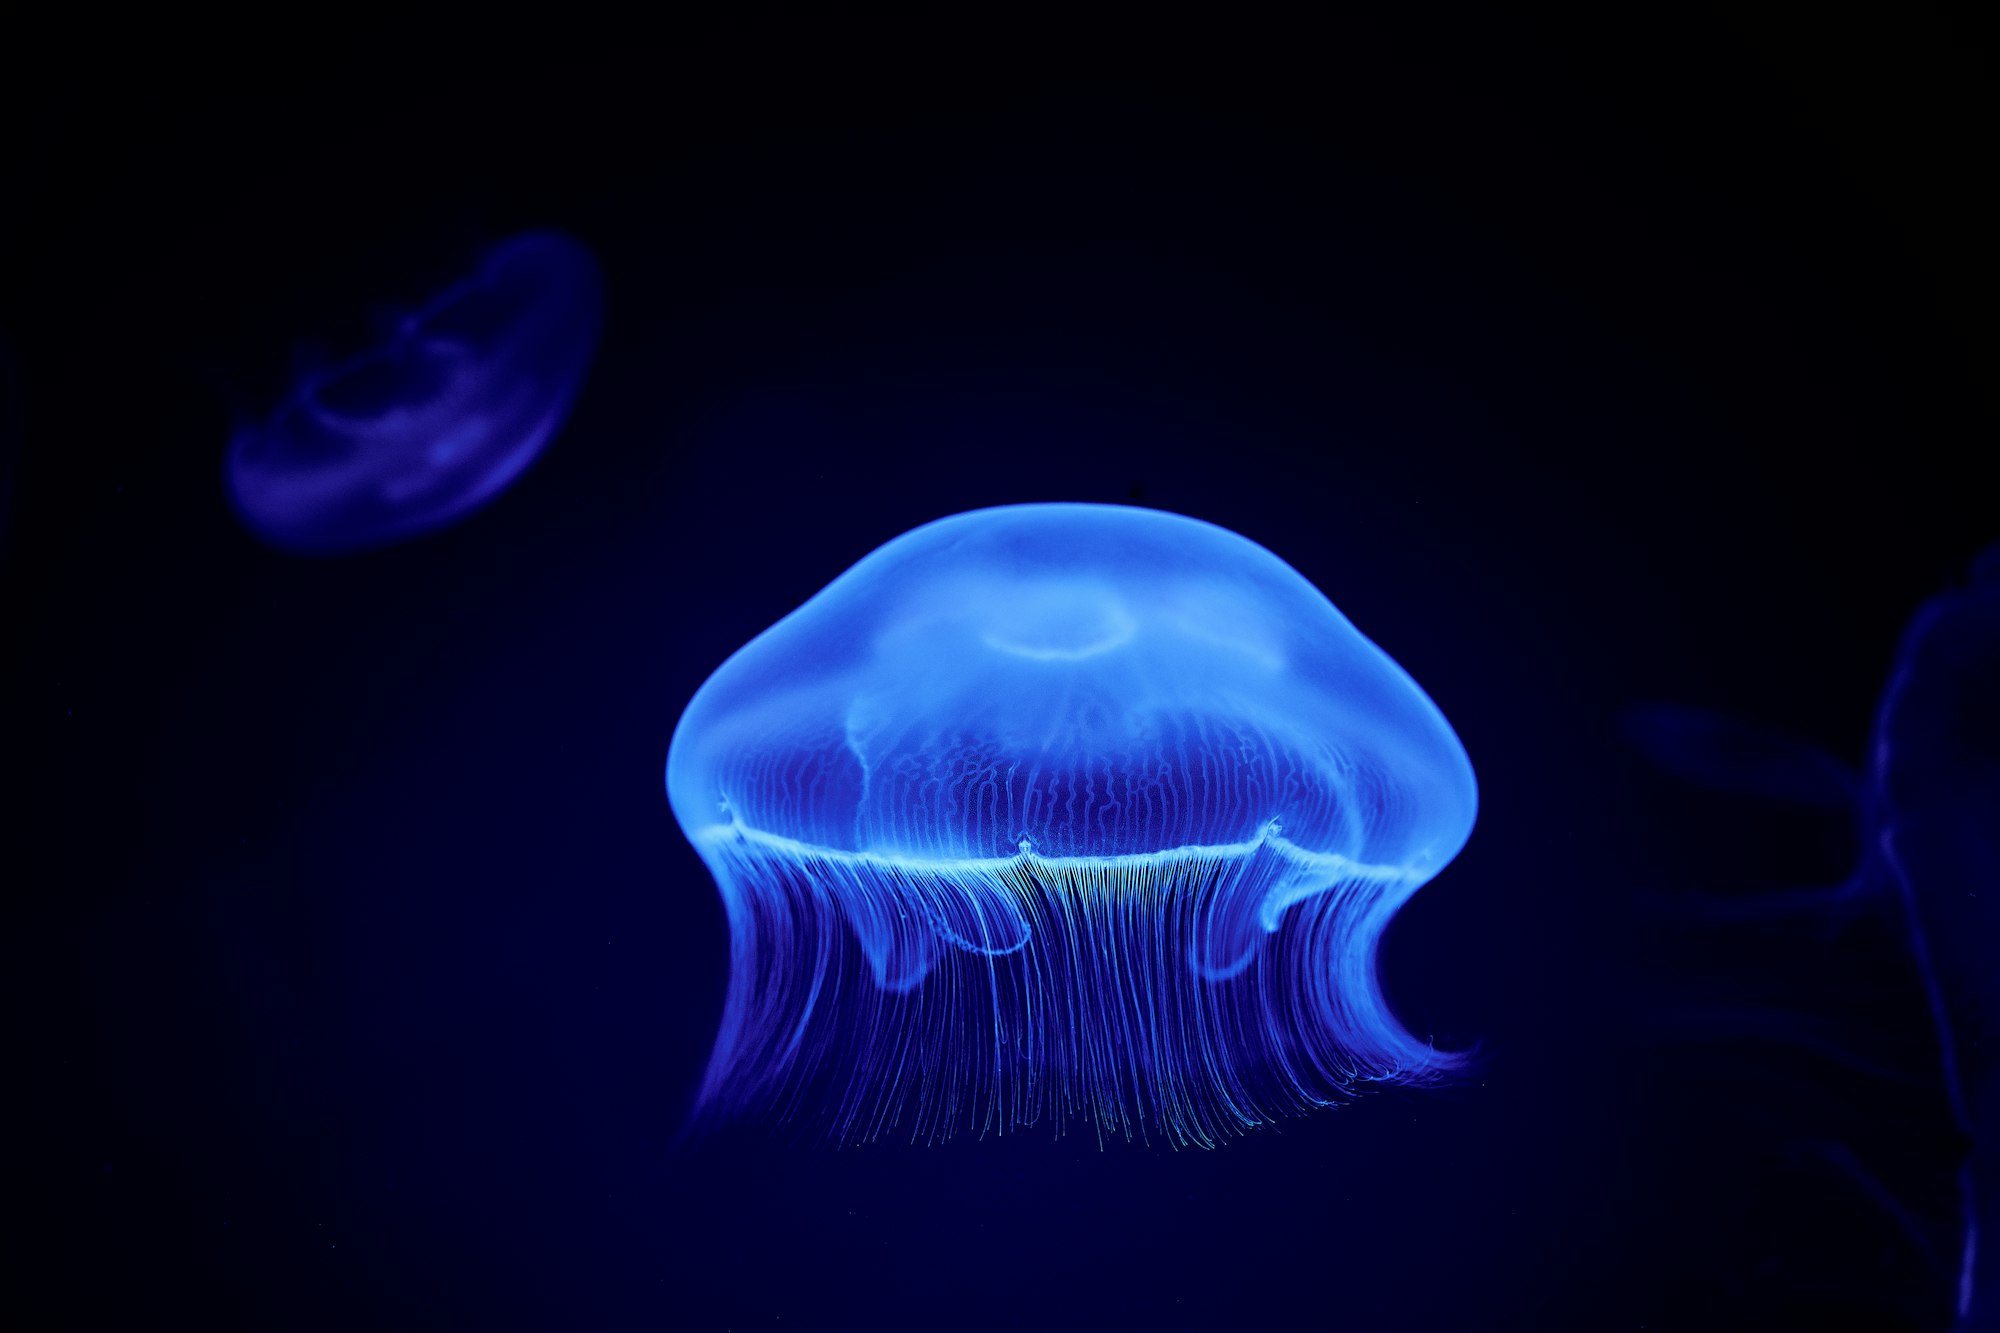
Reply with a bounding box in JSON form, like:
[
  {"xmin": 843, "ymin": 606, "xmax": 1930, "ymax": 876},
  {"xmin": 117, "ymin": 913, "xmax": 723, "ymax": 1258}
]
[{"xmin": 5, "ymin": 15, "xmax": 1991, "ymax": 1330}]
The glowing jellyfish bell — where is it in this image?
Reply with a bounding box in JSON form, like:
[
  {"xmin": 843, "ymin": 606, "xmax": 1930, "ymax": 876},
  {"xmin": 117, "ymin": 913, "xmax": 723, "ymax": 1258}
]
[
  {"xmin": 226, "ymin": 230, "xmax": 603, "ymax": 554},
  {"xmin": 667, "ymin": 502, "xmax": 1478, "ymax": 1144}
]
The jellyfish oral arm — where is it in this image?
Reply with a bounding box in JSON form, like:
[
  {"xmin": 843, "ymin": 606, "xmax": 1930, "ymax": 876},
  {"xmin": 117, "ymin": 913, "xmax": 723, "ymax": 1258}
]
[{"xmin": 685, "ymin": 813, "xmax": 1445, "ymax": 1145}]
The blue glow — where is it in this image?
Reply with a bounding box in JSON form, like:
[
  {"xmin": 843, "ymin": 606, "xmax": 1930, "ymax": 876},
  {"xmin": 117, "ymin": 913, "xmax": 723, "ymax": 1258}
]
[
  {"xmin": 1627, "ymin": 543, "xmax": 2000, "ymax": 1324},
  {"xmin": 667, "ymin": 502, "xmax": 1478, "ymax": 1144},
  {"xmin": 1877, "ymin": 546, "xmax": 2000, "ymax": 1325},
  {"xmin": 226, "ymin": 230, "xmax": 602, "ymax": 554}
]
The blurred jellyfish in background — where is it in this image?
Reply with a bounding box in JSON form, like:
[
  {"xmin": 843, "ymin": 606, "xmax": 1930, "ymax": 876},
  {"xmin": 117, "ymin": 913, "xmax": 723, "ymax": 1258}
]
[
  {"xmin": 667, "ymin": 503, "xmax": 1478, "ymax": 1146},
  {"xmin": 1627, "ymin": 542, "xmax": 2000, "ymax": 1330},
  {"xmin": 226, "ymin": 230, "xmax": 602, "ymax": 554},
  {"xmin": 1882, "ymin": 546, "xmax": 2000, "ymax": 1330}
]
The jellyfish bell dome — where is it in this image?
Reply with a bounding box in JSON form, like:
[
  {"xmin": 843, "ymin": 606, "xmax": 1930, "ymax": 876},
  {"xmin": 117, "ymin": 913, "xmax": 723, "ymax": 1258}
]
[
  {"xmin": 669, "ymin": 502, "xmax": 1477, "ymax": 1143},
  {"xmin": 669, "ymin": 502, "xmax": 1475, "ymax": 880}
]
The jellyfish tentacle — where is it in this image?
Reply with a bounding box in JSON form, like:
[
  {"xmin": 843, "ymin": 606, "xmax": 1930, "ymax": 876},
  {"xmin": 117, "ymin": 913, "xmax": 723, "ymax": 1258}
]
[{"xmin": 1621, "ymin": 699, "xmax": 1863, "ymax": 813}]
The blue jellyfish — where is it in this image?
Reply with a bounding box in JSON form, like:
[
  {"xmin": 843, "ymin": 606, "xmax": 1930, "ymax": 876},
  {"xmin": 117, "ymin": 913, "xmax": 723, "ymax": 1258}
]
[
  {"xmin": 226, "ymin": 230, "xmax": 602, "ymax": 554},
  {"xmin": 1625, "ymin": 543, "xmax": 2000, "ymax": 1328},
  {"xmin": 667, "ymin": 503, "xmax": 1478, "ymax": 1145}
]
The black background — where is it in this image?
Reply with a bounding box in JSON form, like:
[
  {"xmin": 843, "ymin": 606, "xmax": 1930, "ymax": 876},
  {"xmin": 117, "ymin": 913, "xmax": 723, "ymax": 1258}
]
[{"xmin": 6, "ymin": 13, "xmax": 1992, "ymax": 1331}]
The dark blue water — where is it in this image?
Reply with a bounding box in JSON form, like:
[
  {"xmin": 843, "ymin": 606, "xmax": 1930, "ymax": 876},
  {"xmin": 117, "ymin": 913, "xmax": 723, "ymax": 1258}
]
[{"xmin": 6, "ymin": 16, "xmax": 1991, "ymax": 1331}]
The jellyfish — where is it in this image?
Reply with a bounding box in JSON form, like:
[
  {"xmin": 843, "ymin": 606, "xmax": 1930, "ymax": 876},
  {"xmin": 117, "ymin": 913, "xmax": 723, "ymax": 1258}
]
[
  {"xmin": 226, "ymin": 230, "xmax": 603, "ymax": 554},
  {"xmin": 1880, "ymin": 546, "xmax": 2000, "ymax": 1329},
  {"xmin": 1624, "ymin": 543, "xmax": 2000, "ymax": 1328},
  {"xmin": 666, "ymin": 503, "xmax": 1478, "ymax": 1145}
]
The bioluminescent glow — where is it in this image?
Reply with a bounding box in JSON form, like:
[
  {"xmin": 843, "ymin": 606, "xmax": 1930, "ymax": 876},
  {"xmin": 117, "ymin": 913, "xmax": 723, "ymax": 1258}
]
[
  {"xmin": 226, "ymin": 230, "xmax": 602, "ymax": 554},
  {"xmin": 667, "ymin": 502, "xmax": 1478, "ymax": 1145},
  {"xmin": 1627, "ymin": 542, "xmax": 2000, "ymax": 1326}
]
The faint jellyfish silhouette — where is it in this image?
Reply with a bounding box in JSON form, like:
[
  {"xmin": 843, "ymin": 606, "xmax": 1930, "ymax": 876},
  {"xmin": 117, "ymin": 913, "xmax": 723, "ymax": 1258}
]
[
  {"xmin": 226, "ymin": 230, "xmax": 603, "ymax": 554},
  {"xmin": 1625, "ymin": 542, "xmax": 2000, "ymax": 1329},
  {"xmin": 667, "ymin": 503, "xmax": 1478, "ymax": 1145},
  {"xmin": 1880, "ymin": 545, "xmax": 2000, "ymax": 1330}
]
